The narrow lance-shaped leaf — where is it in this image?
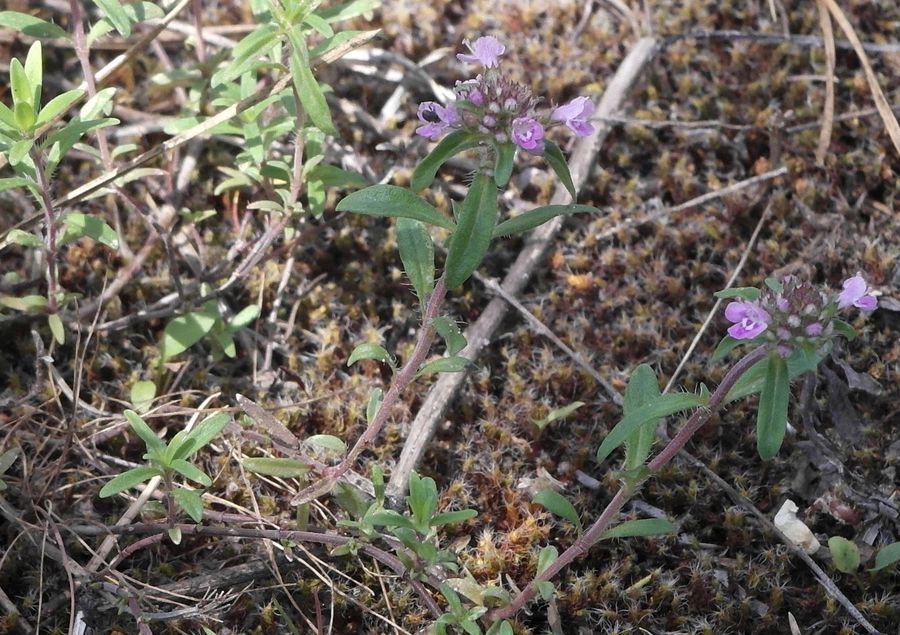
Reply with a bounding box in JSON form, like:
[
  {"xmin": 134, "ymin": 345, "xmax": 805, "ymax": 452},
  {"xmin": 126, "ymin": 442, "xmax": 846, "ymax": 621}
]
[
  {"xmin": 396, "ymin": 218, "xmax": 434, "ymax": 304},
  {"xmin": 287, "ymin": 28, "xmax": 334, "ymax": 134},
  {"xmin": 347, "ymin": 342, "xmax": 394, "ymax": 368},
  {"xmin": 444, "ymin": 173, "xmax": 497, "ymax": 288},
  {"xmin": 124, "ymin": 409, "xmax": 165, "ymax": 454},
  {"xmin": 336, "ymin": 185, "xmax": 456, "ymax": 230},
  {"xmin": 533, "ymin": 489, "xmax": 582, "ymax": 533},
  {"xmin": 431, "ymin": 317, "xmax": 466, "ymax": 355},
  {"xmin": 93, "ymin": 0, "xmax": 133, "ymax": 36},
  {"xmin": 599, "ymin": 518, "xmax": 675, "ymax": 541},
  {"xmin": 0, "ymin": 11, "xmax": 71, "ymax": 39},
  {"xmin": 713, "ymin": 287, "xmax": 761, "ymax": 301},
  {"xmin": 725, "ymin": 345, "xmax": 820, "ymax": 404},
  {"xmin": 542, "ymin": 141, "xmax": 577, "ymax": 201},
  {"xmin": 493, "ymin": 142, "xmax": 516, "ymax": 188},
  {"xmin": 417, "ymin": 356, "xmax": 469, "ymax": 377},
  {"xmin": 596, "ymin": 391, "xmax": 709, "ymax": 465},
  {"xmin": 411, "ymin": 129, "xmax": 481, "ymax": 192},
  {"xmin": 870, "ymin": 541, "xmax": 900, "ymax": 572},
  {"xmin": 98, "ymin": 466, "xmax": 161, "ymax": 497},
  {"xmin": 243, "ymin": 457, "xmax": 311, "ymax": 478},
  {"xmin": 493, "ymin": 204, "xmax": 601, "ymax": 238},
  {"xmin": 756, "ymin": 352, "xmax": 790, "ymax": 460},
  {"xmin": 623, "ymin": 364, "xmax": 661, "ymax": 471},
  {"xmin": 173, "ymin": 487, "xmax": 204, "ymax": 523}
]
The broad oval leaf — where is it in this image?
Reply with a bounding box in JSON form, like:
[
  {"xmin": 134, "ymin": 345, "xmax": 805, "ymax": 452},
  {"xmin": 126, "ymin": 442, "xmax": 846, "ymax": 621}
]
[
  {"xmin": 397, "ymin": 218, "xmax": 435, "ymax": 304},
  {"xmin": 347, "ymin": 342, "xmax": 394, "ymax": 368},
  {"xmin": 243, "ymin": 457, "xmax": 311, "ymax": 478},
  {"xmin": 493, "ymin": 204, "xmax": 600, "ymax": 238},
  {"xmin": 870, "ymin": 541, "xmax": 900, "ymax": 572},
  {"xmin": 599, "ymin": 518, "xmax": 675, "ymax": 540},
  {"xmin": 161, "ymin": 310, "xmax": 218, "ymax": 360},
  {"xmin": 304, "ymin": 434, "xmax": 347, "ymax": 455},
  {"xmin": 130, "ymin": 380, "xmax": 156, "ymax": 413},
  {"xmin": 336, "ymin": 185, "xmax": 456, "ymax": 230},
  {"xmin": 533, "ymin": 489, "xmax": 582, "ymax": 533},
  {"xmin": 48, "ymin": 313, "xmax": 64, "ymax": 345},
  {"xmin": 432, "ymin": 316, "xmax": 466, "ymax": 356},
  {"xmin": 596, "ymin": 391, "xmax": 709, "ymax": 465},
  {"xmin": 60, "ymin": 213, "xmax": 119, "ymax": 249},
  {"xmin": 828, "ymin": 536, "xmax": 860, "ymax": 573},
  {"xmin": 756, "ymin": 352, "xmax": 790, "ymax": 461},
  {"xmin": 98, "ymin": 466, "xmax": 161, "ymax": 497},
  {"xmin": 173, "ymin": 487, "xmax": 204, "ymax": 523},
  {"xmin": 536, "ymin": 545, "xmax": 558, "ymax": 575},
  {"xmin": 411, "ymin": 129, "xmax": 481, "ymax": 192},
  {"xmin": 542, "ymin": 141, "xmax": 576, "ymax": 200},
  {"xmin": 444, "ymin": 173, "xmax": 497, "ymax": 288}
]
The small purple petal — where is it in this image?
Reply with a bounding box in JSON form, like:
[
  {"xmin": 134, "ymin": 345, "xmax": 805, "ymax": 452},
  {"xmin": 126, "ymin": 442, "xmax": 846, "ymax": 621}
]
[
  {"xmin": 415, "ymin": 101, "xmax": 460, "ymax": 140},
  {"xmin": 551, "ymin": 96, "xmax": 595, "ymax": 137},
  {"xmin": 511, "ymin": 117, "xmax": 544, "ymax": 151},
  {"xmin": 457, "ymin": 36, "xmax": 505, "ymax": 68},
  {"xmin": 724, "ymin": 300, "xmax": 770, "ymax": 340},
  {"xmin": 805, "ymin": 322, "xmax": 823, "ymax": 337},
  {"xmin": 855, "ymin": 295, "xmax": 878, "ymax": 312},
  {"xmin": 838, "ymin": 273, "xmax": 877, "ymax": 311}
]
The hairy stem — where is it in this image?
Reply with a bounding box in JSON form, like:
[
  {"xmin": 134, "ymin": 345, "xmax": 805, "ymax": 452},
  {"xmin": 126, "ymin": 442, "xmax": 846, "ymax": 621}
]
[
  {"xmin": 291, "ymin": 276, "xmax": 449, "ymax": 504},
  {"xmin": 31, "ymin": 149, "xmax": 60, "ymax": 312},
  {"xmin": 490, "ymin": 345, "xmax": 769, "ymax": 620}
]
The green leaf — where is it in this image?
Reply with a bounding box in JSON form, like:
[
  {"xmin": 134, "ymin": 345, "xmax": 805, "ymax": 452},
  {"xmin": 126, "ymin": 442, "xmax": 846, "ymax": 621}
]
[
  {"xmin": 713, "ymin": 286, "xmax": 761, "ymax": 301},
  {"xmin": 599, "ymin": 518, "xmax": 675, "ymax": 540},
  {"xmin": 173, "ymin": 487, "xmax": 204, "ymax": 523},
  {"xmin": 493, "ymin": 142, "xmax": 516, "ymax": 188},
  {"xmin": 831, "ymin": 319, "xmax": 857, "ymax": 341},
  {"xmin": 828, "ymin": 536, "xmax": 860, "ymax": 573},
  {"xmin": 88, "ymin": 2, "xmax": 163, "ymax": 45},
  {"xmin": 8, "ymin": 139, "xmax": 33, "ymax": 166},
  {"xmin": 542, "ymin": 141, "xmax": 577, "ymax": 201},
  {"xmin": 317, "ymin": 1, "xmax": 379, "ymax": 23},
  {"xmin": 725, "ymin": 345, "xmax": 821, "ymax": 404},
  {"xmin": 485, "ymin": 621, "xmax": 514, "ymax": 635},
  {"xmin": 23, "ymin": 41, "xmax": 42, "ymax": 108},
  {"xmin": 130, "ymin": 381, "xmax": 156, "ymax": 413},
  {"xmin": 870, "ymin": 541, "xmax": 900, "ymax": 572},
  {"xmin": 492, "ymin": 204, "xmax": 601, "ymax": 238},
  {"xmin": 170, "ymin": 459, "xmax": 212, "ymax": 486},
  {"xmin": 186, "ymin": 413, "xmax": 230, "ymax": 453},
  {"xmin": 165, "ymin": 431, "xmax": 197, "ymax": 463},
  {"xmin": 93, "ymin": 0, "xmax": 133, "ymax": 36},
  {"xmin": 212, "ymin": 24, "xmax": 279, "ymax": 87},
  {"xmin": 229, "ymin": 304, "xmax": 260, "ymax": 330},
  {"xmin": 98, "ymin": 466, "xmax": 161, "ymax": 497},
  {"xmin": 0, "ymin": 294, "xmax": 48, "ymax": 312},
  {"xmin": 243, "ymin": 457, "xmax": 311, "ymax": 478},
  {"xmin": 417, "ymin": 356, "xmax": 470, "ymax": 377},
  {"xmin": 407, "ymin": 471, "xmax": 438, "ymax": 529},
  {"xmin": 304, "ymin": 434, "xmax": 347, "ymax": 455},
  {"xmin": 623, "ymin": 364, "xmax": 660, "ymax": 471},
  {"xmin": 213, "ymin": 330, "xmax": 236, "ymax": 358},
  {"xmin": 306, "ymin": 163, "xmax": 368, "ymax": 188},
  {"xmin": 287, "ymin": 30, "xmax": 334, "ymax": 134},
  {"xmin": 0, "ymin": 177, "xmax": 36, "ymax": 193},
  {"xmin": 44, "ymin": 118, "xmax": 119, "ymax": 168},
  {"xmin": 596, "ymin": 391, "xmax": 709, "ymax": 465},
  {"xmin": 303, "ymin": 12, "xmax": 333, "ymax": 37},
  {"xmin": 5, "ymin": 229, "xmax": 43, "ymax": 249},
  {"xmin": 47, "ymin": 313, "xmax": 64, "ymax": 345},
  {"xmin": 10, "ymin": 59, "xmax": 33, "ymax": 108},
  {"xmin": 396, "ymin": 218, "xmax": 435, "ymax": 304},
  {"xmin": 167, "ymin": 526, "xmax": 182, "ymax": 544},
  {"xmin": 366, "ymin": 388, "xmax": 383, "ymax": 425},
  {"xmin": 160, "ymin": 310, "xmax": 218, "ymax": 360},
  {"xmin": 533, "ymin": 489, "xmax": 582, "ymax": 533},
  {"xmin": 536, "ymin": 545, "xmax": 558, "ymax": 575},
  {"xmin": 124, "ymin": 409, "xmax": 165, "ymax": 454},
  {"xmin": 431, "ymin": 317, "xmax": 466, "ymax": 356},
  {"xmin": 0, "ymin": 11, "xmax": 70, "ymax": 39},
  {"xmin": 529, "ymin": 401, "xmax": 584, "ymax": 431},
  {"xmin": 444, "ymin": 173, "xmax": 497, "ymax": 288},
  {"xmin": 431, "ymin": 509, "xmax": 478, "ymax": 527},
  {"xmin": 764, "ymin": 277, "xmax": 783, "ymax": 292},
  {"xmin": 347, "ymin": 342, "xmax": 394, "ymax": 368},
  {"xmin": 13, "ymin": 102, "xmax": 35, "ymax": 131},
  {"xmin": 336, "ymin": 185, "xmax": 456, "ymax": 230},
  {"xmin": 710, "ymin": 335, "xmax": 748, "ymax": 363},
  {"xmin": 34, "ymin": 89, "xmax": 85, "ymax": 128},
  {"xmin": 411, "ymin": 129, "xmax": 481, "ymax": 192},
  {"xmin": 0, "ymin": 449, "xmax": 18, "ymax": 475},
  {"xmin": 0, "ymin": 103, "xmax": 18, "ymax": 130},
  {"xmin": 535, "ymin": 580, "xmax": 555, "ymax": 601},
  {"xmin": 756, "ymin": 352, "xmax": 790, "ymax": 460},
  {"xmin": 60, "ymin": 213, "xmax": 119, "ymax": 249},
  {"xmin": 367, "ymin": 509, "xmax": 414, "ymax": 530},
  {"xmin": 79, "ymin": 87, "xmax": 117, "ymax": 119}
]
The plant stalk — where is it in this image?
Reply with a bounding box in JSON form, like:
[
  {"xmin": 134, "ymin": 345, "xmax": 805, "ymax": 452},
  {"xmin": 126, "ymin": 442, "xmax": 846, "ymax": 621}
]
[
  {"xmin": 31, "ymin": 149, "xmax": 60, "ymax": 312},
  {"xmin": 490, "ymin": 345, "xmax": 769, "ymax": 620}
]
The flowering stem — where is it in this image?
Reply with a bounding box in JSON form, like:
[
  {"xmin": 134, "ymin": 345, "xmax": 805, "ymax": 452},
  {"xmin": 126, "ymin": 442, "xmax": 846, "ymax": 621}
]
[
  {"xmin": 31, "ymin": 149, "xmax": 60, "ymax": 313},
  {"xmin": 489, "ymin": 345, "xmax": 770, "ymax": 621},
  {"xmin": 291, "ymin": 276, "xmax": 448, "ymax": 504}
]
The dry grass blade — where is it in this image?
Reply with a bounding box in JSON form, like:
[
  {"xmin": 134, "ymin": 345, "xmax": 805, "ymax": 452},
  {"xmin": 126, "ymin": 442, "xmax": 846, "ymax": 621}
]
[
  {"xmin": 815, "ymin": 0, "xmax": 836, "ymax": 165},
  {"xmin": 822, "ymin": 0, "xmax": 900, "ymax": 158}
]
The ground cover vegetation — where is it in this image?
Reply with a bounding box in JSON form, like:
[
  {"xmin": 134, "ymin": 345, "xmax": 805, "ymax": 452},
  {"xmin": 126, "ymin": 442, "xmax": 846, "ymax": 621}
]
[{"xmin": 0, "ymin": 0, "xmax": 898, "ymax": 633}]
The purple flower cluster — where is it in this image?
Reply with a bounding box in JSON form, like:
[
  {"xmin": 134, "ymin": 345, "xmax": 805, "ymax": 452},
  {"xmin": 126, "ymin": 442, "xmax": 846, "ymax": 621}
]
[
  {"xmin": 723, "ymin": 274, "xmax": 878, "ymax": 353},
  {"xmin": 414, "ymin": 36, "xmax": 595, "ymax": 152}
]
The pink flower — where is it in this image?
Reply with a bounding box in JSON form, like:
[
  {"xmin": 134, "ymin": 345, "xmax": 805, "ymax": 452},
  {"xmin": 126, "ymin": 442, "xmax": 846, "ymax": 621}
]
[
  {"xmin": 415, "ymin": 101, "xmax": 461, "ymax": 140},
  {"xmin": 838, "ymin": 274, "xmax": 877, "ymax": 312},
  {"xmin": 551, "ymin": 96, "xmax": 595, "ymax": 136},
  {"xmin": 457, "ymin": 36, "xmax": 505, "ymax": 68},
  {"xmin": 725, "ymin": 300, "xmax": 771, "ymax": 340},
  {"xmin": 511, "ymin": 117, "xmax": 544, "ymax": 151}
]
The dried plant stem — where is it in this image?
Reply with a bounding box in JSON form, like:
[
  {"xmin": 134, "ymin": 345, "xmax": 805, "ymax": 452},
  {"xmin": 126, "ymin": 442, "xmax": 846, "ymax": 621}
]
[
  {"xmin": 490, "ymin": 346, "xmax": 769, "ymax": 620},
  {"xmin": 31, "ymin": 150, "xmax": 60, "ymax": 312},
  {"xmin": 290, "ymin": 277, "xmax": 449, "ymax": 505}
]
